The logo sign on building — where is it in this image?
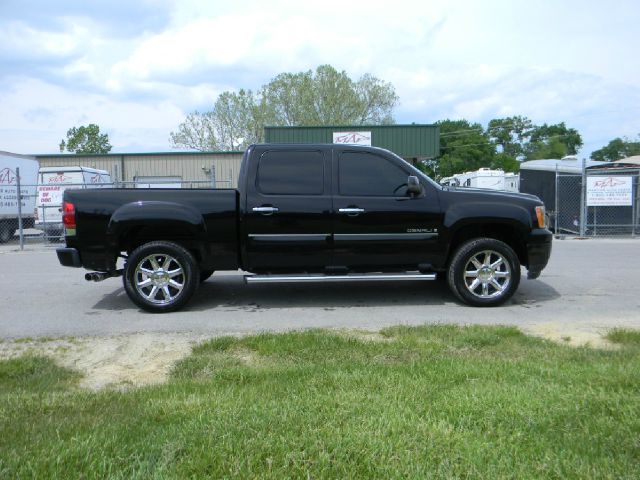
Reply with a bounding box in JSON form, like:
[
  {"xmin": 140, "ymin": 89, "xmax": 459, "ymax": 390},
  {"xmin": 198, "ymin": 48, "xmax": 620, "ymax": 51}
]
[
  {"xmin": 586, "ymin": 176, "xmax": 633, "ymax": 206},
  {"xmin": 0, "ymin": 167, "xmax": 17, "ymax": 185},
  {"xmin": 332, "ymin": 131, "xmax": 372, "ymax": 146}
]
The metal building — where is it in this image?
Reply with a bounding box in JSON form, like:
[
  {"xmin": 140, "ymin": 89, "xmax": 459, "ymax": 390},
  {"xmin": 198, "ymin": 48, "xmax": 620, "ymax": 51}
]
[
  {"xmin": 36, "ymin": 151, "xmax": 244, "ymax": 188},
  {"xmin": 33, "ymin": 125, "xmax": 439, "ymax": 187},
  {"xmin": 264, "ymin": 124, "xmax": 440, "ymax": 163}
]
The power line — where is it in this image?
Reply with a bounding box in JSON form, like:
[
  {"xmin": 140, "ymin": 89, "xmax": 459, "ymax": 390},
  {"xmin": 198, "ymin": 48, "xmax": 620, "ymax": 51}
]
[{"xmin": 439, "ymin": 132, "xmax": 584, "ymax": 151}]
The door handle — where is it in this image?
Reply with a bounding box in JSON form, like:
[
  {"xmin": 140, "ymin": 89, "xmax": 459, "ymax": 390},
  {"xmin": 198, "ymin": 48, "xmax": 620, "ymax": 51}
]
[
  {"xmin": 252, "ymin": 206, "xmax": 279, "ymax": 215},
  {"xmin": 338, "ymin": 208, "xmax": 365, "ymax": 215}
]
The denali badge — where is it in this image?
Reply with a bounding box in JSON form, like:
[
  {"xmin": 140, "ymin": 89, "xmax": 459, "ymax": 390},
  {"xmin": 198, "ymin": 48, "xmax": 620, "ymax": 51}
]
[{"xmin": 407, "ymin": 228, "xmax": 438, "ymax": 234}]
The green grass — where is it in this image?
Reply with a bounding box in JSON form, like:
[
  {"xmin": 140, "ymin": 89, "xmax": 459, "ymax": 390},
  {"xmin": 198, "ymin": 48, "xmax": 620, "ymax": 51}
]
[
  {"xmin": 1, "ymin": 325, "xmax": 639, "ymax": 479},
  {"xmin": 606, "ymin": 328, "xmax": 640, "ymax": 347},
  {"xmin": 11, "ymin": 335, "xmax": 77, "ymax": 344},
  {"xmin": 0, "ymin": 355, "xmax": 80, "ymax": 392}
]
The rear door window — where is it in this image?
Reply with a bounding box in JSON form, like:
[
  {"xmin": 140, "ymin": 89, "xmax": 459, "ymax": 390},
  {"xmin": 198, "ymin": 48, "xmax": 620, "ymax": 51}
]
[{"xmin": 257, "ymin": 150, "xmax": 324, "ymax": 195}]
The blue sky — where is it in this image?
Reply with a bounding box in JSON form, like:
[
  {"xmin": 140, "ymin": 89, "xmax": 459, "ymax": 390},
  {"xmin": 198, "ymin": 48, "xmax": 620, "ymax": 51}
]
[{"xmin": 1, "ymin": 0, "xmax": 639, "ymax": 157}]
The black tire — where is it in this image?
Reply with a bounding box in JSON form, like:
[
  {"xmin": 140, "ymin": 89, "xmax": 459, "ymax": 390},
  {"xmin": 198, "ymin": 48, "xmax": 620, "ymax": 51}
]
[
  {"xmin": 123, "ymin": 241, "xmax": 200, "ymax": 313},
  {"xmin": 0, "ymin": 227, "xmax": 14, "ymax": 243},
  {"xmin": 447, "ymin": 238, "xmax": 520, "ymax": 307},
  {"xmin": 200, "ymin": 270, "xmax": 214, "ymax": 283}
]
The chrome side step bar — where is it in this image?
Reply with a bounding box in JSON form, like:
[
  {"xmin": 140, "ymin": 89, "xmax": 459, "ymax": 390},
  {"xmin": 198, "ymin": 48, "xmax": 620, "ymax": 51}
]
[{"xmin": 245, "ymin": 272, "xmax": 437, "ymax": 284}]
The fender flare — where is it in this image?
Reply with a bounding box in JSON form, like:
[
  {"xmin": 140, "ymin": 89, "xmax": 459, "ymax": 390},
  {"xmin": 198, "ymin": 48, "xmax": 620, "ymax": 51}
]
[
  {"xmin": 442, "ymin": 202, "xmax": 532, "ymax": 264},
  {"xmin": 444, "ymin": 202, "xmax": 532, "ymax": 231},
  {"xmin": 106, "ymin": 201, "xmax": 207, "ymax": 248}
]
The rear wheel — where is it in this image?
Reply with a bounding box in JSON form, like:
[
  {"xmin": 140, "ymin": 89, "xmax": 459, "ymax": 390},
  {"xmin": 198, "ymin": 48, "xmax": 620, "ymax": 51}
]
[
  {"xmin": 447, "ymin": 238, "xmax": 520, "ymax": 307},
  {"xmin": 123, "ymin": 241, "xmax": 200, "ymax": 313},
  {"xmin": 0, "ymin": 225, "xmax": 14, "ymax": 243}
]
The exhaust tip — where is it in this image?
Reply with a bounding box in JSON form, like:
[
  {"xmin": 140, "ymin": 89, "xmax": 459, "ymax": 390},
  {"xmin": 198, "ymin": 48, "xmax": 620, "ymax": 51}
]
[{"xmin": 84, "ymin": 270, "xmax": 122, "ymax": 282}]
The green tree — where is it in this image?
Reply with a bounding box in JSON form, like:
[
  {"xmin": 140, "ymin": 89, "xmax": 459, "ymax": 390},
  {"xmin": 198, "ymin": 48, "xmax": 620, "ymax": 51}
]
[
  {"xmin": 59, "ymin": 124, "xmax": 112, "ymax": 154},
  {"xmin": 526, "ymin": 138, "xmax": 570, "ymax": 160},
  {"xmin": 525, "ymin": 122, "xmax": 582, "ymax": 159},
  {"xmin": 490, "ymin": 152, "xmax": 520, "ymax": 173},
  {"xmin": 591, "ymin": 136, "xmax": 640, "ymax": 162},
  {"xmin": 264, "ymin": 66, "xmax": 398, "ymax": 126},
  {"xmin": 486, "ymin": 116, "xmax": 534, "ymax": 159},
  {"xmin": 170, "ymin": 65, "xmax": 399, "ymax": 151},
  {"xmin": 435, "ymin": 120, "xmax": 495, "ymax": 178},
  {"xmin": 170, "ymin": 90, "xmax": 266, "ymax": 151}
]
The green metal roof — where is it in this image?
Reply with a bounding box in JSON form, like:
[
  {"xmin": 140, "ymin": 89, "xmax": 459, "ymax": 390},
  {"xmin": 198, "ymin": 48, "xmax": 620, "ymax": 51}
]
[
  {"xmin": 264, "ymin": 124, "xmax": 439, "ymax": 158},
  {"xmin": 34, "ymin": 150, "xmax": 244, "ymax": 159}
]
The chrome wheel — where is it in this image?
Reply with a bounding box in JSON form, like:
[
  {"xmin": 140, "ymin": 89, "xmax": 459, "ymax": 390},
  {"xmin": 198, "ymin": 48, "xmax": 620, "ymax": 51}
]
[
  {"xmin": 134, "ymin": 254, "xmax": 185, "ymax": 305},
  {"xmin": 463, "ymin": 250, "xmax": 511, "ymax": 299},
  {"xmin": 448, "ymin": 238, "xmax": 520, "ymax": 307}
]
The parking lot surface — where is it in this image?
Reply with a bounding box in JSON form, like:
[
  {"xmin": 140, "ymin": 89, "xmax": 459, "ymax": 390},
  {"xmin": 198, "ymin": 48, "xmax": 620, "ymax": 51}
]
[{"xmin": 0, "ymin": 238, "xmax": 638, "ymax": 343}]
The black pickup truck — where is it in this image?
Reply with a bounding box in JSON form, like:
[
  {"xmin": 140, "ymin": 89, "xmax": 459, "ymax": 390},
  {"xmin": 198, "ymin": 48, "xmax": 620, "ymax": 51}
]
[{"xmin": 57, "ymin": 144, "xmax": 552, "ymax": 312}]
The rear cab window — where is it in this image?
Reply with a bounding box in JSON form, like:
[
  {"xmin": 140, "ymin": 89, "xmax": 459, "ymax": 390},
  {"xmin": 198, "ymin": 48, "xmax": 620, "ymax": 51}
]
[{"xmin": 256, "ymin": 150, "xmax": 324, "ymax": 195}]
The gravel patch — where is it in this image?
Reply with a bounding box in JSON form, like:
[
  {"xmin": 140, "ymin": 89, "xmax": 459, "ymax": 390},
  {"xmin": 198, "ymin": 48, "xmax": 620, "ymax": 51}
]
[{"xmin": 0, "ymin": 333, "xmax": 207, "ymax": 389}]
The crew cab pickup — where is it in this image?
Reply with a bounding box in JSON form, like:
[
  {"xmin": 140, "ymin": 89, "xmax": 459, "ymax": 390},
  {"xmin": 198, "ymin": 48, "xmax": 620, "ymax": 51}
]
[{"xmin": 57, "ymin": 144, "xmax": 552, "ymax": 312}]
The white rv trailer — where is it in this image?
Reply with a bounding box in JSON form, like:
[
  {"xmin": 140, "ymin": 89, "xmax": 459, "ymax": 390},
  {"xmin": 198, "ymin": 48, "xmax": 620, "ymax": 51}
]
[{"xmin": 440, "ymin": 168, "xmax": 519, "ymax": 192}]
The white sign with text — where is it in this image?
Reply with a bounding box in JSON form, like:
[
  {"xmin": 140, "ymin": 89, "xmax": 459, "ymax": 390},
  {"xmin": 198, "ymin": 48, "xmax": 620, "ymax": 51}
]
[{"xmin": 586, "ymin": 176, "xmax": 633, "ymax": 206}]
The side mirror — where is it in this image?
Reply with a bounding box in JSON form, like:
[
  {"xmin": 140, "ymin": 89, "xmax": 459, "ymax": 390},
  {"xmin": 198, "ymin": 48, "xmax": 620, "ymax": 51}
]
[{"xmin": 407, "ymin": 175, "xmax": 422, "ymax": 197}]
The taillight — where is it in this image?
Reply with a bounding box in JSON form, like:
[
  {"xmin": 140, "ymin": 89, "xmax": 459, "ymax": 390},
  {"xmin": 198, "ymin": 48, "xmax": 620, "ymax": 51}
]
[{"xmin": 63, "ymin": 201, "xmax": 76, "ymax": 235}]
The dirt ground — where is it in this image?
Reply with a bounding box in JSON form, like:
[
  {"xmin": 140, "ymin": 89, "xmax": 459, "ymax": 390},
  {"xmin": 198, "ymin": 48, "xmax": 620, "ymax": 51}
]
[
  {"xmin": 0, "ymin": 326, "xmax": 618, "ymax": 390},
  {"xmin": 0, "ymin": 333, "xmax": 206, "ymax": 389}
]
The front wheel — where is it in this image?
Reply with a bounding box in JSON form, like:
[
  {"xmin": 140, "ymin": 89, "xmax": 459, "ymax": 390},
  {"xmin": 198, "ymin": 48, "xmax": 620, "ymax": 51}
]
[
  {"xmin": 447, "ymin": 238, "xmax": 520, "ymax": 307},
  {"xmin": 123, "ymin": 241, "xmax": 200, "ymax": 313}
]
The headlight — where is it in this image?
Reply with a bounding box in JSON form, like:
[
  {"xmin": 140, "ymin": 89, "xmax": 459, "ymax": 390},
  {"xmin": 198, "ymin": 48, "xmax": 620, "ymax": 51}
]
[{"xmin": 535, "ymin": 206, "xmax": 546, "ymax": 228}]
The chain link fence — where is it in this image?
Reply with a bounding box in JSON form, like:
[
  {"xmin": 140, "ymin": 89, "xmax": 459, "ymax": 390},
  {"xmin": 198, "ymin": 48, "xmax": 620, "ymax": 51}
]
[
  {"xmin": 553, "ymin": 171, "xmax": 639, "ymax": 237},
  {"xmin": 1, "ymin": 178, "xmax": 233, "ymax": 248},
  {"xmin": 4, "ymin": 168, "xmax": 639, "ymax": 248}
]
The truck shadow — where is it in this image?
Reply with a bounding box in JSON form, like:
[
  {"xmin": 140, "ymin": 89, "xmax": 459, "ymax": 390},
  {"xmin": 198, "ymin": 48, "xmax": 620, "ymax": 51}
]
[
  {"xmin": 187, "ymin": 274, "xmax": 560, "ymax": 312},
  {"xmin": 91, "ymin": 274, "xmax": 560, "ymax": 312},
  {"xmin": 92, "ymin": 287, "xmax": 135, "ymax": 311}
]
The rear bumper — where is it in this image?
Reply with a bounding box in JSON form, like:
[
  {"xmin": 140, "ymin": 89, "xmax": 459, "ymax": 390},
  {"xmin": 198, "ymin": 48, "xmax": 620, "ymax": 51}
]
[
  {"xmin": 56, "ymin": 248, "xmax": 82, "ymax": 268},
  {"xmin": 526, "ymin": 228, "xmax": 552, "ymax": 279}
]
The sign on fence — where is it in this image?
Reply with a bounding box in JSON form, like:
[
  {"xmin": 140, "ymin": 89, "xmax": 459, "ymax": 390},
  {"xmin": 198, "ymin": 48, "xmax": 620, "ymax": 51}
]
[{"xmin": 586, "ymin": 176, "xmax": 633, "ymax": 207}]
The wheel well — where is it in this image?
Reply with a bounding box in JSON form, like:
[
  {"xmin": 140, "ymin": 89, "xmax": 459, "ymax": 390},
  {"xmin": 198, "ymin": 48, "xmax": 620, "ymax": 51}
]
[
  {"xmin": 448, "ymin": 224, "xmax": 527, "ymax": 267},
  {"xmin": 120, "ymin": 227, "xmax": 202, "ymax": 263}
]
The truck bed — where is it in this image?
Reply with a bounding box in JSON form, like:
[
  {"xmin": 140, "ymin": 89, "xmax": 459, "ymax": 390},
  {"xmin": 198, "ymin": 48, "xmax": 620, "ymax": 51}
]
[{"xmin": 64, "ymin": 188, "xmax": 239, "ymax": 272}]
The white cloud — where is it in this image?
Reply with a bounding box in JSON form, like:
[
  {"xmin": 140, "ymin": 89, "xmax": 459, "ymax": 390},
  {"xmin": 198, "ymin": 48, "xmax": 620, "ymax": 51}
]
[
  {"xmin": 109, "ymin": 17, "xmax": 255, "ymax": 86},
  {"xmin": 2, "ymin": 19, "xmax": 90, "ymax": 59},
  {"xmin": 0, "ymin": 0, "xmax": 639, "ymax": 157},
  {"xmin": 0, "ymin": 78, "xmax": 185, "ymax": 153}
]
